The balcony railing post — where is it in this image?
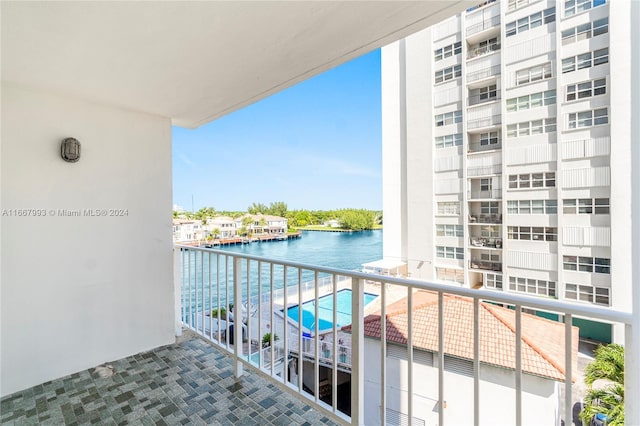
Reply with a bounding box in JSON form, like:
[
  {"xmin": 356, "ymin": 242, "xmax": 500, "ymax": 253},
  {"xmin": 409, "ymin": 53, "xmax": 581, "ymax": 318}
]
[
  {"xmin": 626, "ymin": 323, "xmax": 638, "ymax": 425},
  {"xmin": 233, "ymin": 256, "xmax": 244, "ymax": 378},
  {"xmin": 173, "ymin": 247, "xmax": 182, "ymax": 337},
  {"xmin": 351, "ymin": 277, "xmax": 365, "ymax": 426}
]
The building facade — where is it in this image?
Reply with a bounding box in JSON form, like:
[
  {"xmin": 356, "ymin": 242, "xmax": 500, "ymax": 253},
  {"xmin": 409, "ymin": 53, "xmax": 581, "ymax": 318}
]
[{"xmin": 382, "ymin": 0, "xmax": 632, "ymax": 342}]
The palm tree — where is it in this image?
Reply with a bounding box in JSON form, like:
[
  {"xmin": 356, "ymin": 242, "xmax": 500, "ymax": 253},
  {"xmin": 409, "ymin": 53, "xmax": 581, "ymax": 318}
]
[{"xmin": 580, "ymin": 343, "xmax": 625, "ymax": 425}]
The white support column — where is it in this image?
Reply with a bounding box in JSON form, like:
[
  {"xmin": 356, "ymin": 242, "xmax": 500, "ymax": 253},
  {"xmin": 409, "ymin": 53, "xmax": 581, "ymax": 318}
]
[
  {"xmin": 173, "ymin": 247, "xmax": 182, "ymax": 337},
  {"xmin": 233, "ymin": 256, "xmax": 244, "ymax": 378},
  {"xmin": 627, "ymin": 0, "xmax": 640, "ymax": 423},
  {"xmin": 350, "ymin": 278, "xmax": 365, "ymax": 426}
]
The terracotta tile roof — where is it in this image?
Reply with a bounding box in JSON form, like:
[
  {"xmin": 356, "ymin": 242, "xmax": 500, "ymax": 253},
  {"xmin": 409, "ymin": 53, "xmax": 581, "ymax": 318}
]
[{"xmin": 344, "ymin": 290, "xmax": 579, "ymax": 381}]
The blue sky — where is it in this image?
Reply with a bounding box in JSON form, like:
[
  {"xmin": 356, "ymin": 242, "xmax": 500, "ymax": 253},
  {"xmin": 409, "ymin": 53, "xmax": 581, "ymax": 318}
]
[{"xmin": 172, "ymin": 49, "xmax": 382, "ymax": 212}]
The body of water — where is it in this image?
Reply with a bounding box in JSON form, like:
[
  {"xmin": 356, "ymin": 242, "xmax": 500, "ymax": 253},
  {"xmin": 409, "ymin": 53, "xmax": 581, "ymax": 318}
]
[{"xmin": 216, "ymin": 230, "xmax": 383, "ymax": 271}]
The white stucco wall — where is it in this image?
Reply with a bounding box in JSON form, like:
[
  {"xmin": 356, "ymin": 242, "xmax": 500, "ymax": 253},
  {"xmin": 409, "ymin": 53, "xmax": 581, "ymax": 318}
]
[
  {"xmin": 0, "ymin": 84, "xmax": 175, "ymax": 396},
  {"xmin": 363, "ymin": 339, "xmax": 559, "ymax": 426}
]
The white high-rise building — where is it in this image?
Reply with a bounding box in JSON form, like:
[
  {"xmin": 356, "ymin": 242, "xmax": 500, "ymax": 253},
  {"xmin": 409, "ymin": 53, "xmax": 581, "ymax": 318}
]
[{"xmin": 382, "ymin": 0, "xmax": 633, "ymax": 342}]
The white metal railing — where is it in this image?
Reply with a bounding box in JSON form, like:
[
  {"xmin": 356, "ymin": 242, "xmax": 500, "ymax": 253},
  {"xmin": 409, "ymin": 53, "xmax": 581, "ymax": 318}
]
[
  {"xmin": 466, "ymin": 64, "xmax": 501, "ymax": 83},
  {"xmin": 467, "ymin": 164, "xmax": 502, "ymax": 176},
  {"xmin": 467, "ymin": 40, "xmax": 501, "ymax": 60},
  {"xmin": 467, "ymin": 114, "xmax": 501, "ymax": 129},
  {"xmin": 466, "ymin": 14, "xmax": 501, "ymax": 36},
  {"xmin": 174, "ymin": 245, "xmax": 635, "ymax": 426},
  {"xmin": 468, "ymin": 139, "xmax": 502, "ymax": 153},
  {"xmin": 468, "ymin": 188, "xmax": 503, "ymax": 199}
]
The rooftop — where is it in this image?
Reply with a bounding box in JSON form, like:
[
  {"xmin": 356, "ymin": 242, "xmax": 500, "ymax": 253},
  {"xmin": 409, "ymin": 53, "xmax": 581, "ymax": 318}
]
[{"xmin": 345, "ymin": 290, "xmax": 579, "ymax": 381}]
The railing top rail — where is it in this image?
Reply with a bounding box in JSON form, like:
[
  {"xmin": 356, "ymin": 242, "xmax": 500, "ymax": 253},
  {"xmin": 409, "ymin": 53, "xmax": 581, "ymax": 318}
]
[{"xmin": 174, "ymin": 244, "xmax": 632, "ymax": 325}]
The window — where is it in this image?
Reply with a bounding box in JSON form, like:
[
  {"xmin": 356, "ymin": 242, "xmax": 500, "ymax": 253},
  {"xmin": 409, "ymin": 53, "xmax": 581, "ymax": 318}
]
[
  {"xmin": 565, "ymin": 284, "xmax": 609, "ymax": 306},
  {"xmin": 437, "ymin": 202, "xmax": 461, "ymax": 215},
  {"xmin": 562, "ymin": 48, "xmax": 609, "ymax": 74},
  {"xmin": 479, "ymin": 132, "xmax": 499, "ymax": 146},
  {"xmin": 480, "ymin": 201, "xmax": 500, "ymax": 214},
  {"xmin": 507, "ymin": 90, "xmax": 556, "ymax": 112},
  {"xmin": 468, "ymin": 37, "xmax": 500, "ymax": 58},
  {"xmin": 563, "ymin": 198, "xmax": 609, "ymax": 214},
  {"xmin": 566, "ymin": 78, "xmax": 606, "ymax": 101},
  {"xmin": 506, "ymin": 7, "xmax": 555, "ymax": 37},
  {"xmin": 515, "ymin": 63, "xmax": 552, "ymax": 86},
  {"xmin": 435, "ymin": 64, "xmax": 462, "ymax": 84},
  {"xmin": 568, "ymin": 108, "xmax": 608, "ymax": 129},
  {"xmin": 565, "ymin": 0, "xmax": 607, "ymax": 17},
  {"xmin": 436, "ymin": 246, "xmax": 464, "ymax": 260},
  {"xmin": 480, "ymin": 253, "xmax": 500, "ymax": 262},
  {"xmin": 435, "ymin": 133, "xmax": 463, "ymax": 148},
  {"xmin": 435, "ymin": 110, "xmax": 462, "ymax": 127},
  {"xmin": 562, "ymin": 18, "xmax": 608, "ymax": 45},
  {"xmin": 436, "ymin": 224, "xmax": 464, "ymax": 237},
  {"xmin": 479, "ymin": 84, "xmax": 497, "ymax": 101},
  {"xmin": 563, "ymin": 256, "xmax": 610, "ymax": 274},
  {"xmin": 508, "ymin": 0, "xmax": 533, "ymax": 11},
  {"xmin": 436, "ymin": 268, "xmax": 464, "ymax": 284},
  {"xmin": 507, "ymin": 118, "xmax": 556, "ymax": 138},
  {"xmin": 434, "ymin": 41, "xmax": 462, "ymax": 61},
  {"xmin": 508, "ymin": 226, "xmax": 557, "ymax": 241},
  {"xmin": 509, "ymin": 276, "xmax": 556, "ymax": 297},
  {"xmin": 507, "ymin": 199, "xmax": 557, "ymax": 214},
  {"xmin": 480, "ymin": 178, "xmax": 492, "ymax": 191},
  {"xmin": 508, "ymin": 172, "xmax": 555, "ymax": 189},
  {"xmin": 485, "ymin": 273, "xmax": 503, "ymax": 289}
]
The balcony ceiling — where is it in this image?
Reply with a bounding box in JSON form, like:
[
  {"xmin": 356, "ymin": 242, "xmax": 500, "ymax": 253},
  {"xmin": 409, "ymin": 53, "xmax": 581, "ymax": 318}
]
[{"xmin": 1, "ymin": 1, "xmax": 470, "ymax": 129}]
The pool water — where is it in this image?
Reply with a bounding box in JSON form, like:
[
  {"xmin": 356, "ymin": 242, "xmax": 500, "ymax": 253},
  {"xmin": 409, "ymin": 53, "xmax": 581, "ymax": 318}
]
[{"xmin": 285, "ymin": 289, "xmax": 378, "ymax": 332}]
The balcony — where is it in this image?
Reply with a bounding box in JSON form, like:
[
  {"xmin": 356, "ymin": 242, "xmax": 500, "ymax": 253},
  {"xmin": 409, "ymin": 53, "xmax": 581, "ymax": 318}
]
[
  {"xmin": 467, "ymin": 39, "xmax": 500, "ymax": 60},
  {"xmin": 467, "ymin": 114, "xmax": 501, "ymax": 130},
  {"xmin": 468, "ymin": 188, "xmax": 502, "ymax": 199},
  {"xmin": 2, "ymin": 246, "xmax": 635, "ymax": 426},
  {"xmin": 468, "ymin": 139, "xmax": 502, "ymax": 153},
  {"xmin": 466, "ymin": 64, "xmax": 501, "ymax": 84},
  {"xmin": 470, "ymin": 258, "xmax": 503, "ymax": 271},
  {"xmin": 467, "ymin": 164, "xmax": 502, "ymax": 176},
  {"xmin": 469, "ymin": 213, "xmax": 503, "ymax": 224},
  {"xmin": 470, "ymin": 237, "xmax": 502, "ymax": 248},
  {"xmin": 468, "ymin": 92, "xmax": 500, "ymax": 107},
  {"xmin": 466, "ymin": 15, "xmax": 500, "ymax": 37}
]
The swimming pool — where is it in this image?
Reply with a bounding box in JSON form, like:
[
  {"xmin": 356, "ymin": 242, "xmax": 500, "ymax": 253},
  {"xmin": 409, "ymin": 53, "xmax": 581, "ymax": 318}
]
[{"xmin": 285, "ymin": 289, "xmax": 378, "ymax": 332}]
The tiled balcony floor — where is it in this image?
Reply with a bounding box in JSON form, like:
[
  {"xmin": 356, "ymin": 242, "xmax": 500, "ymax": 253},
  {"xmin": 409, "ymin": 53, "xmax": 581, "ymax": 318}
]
[{"xmin": 1, "ymin": 334, "xmax": 340, "ymax": 426}]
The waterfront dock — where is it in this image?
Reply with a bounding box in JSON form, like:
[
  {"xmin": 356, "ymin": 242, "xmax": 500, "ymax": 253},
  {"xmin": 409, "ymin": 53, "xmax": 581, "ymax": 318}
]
[{"xmin": 179, "ymin": 231, "xmax": 302, "ymax": 247}]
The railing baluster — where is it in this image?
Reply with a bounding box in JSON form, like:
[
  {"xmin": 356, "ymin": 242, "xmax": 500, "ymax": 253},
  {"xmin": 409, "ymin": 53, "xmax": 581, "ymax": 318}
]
[
  {"xmin": 438, "ymin": 292, "xmax": 444, "ymax": 426},
  {"xmin": 515, "ymin": 305, "xmax": 522, "ymax": 426},
  {"xmin": 257, "ymin": 261, "xmax": 262, "ymax": 369},
  {"xmin": 225, "ymin": 255, "xmax": 230, "ymax": 349},
  {"xmin": 208, "ymin": 253, "xmax": 212, "ymax": 341},
  {"xmin": 246, "ymin": 258, "xmax": 251, "ymax": 363},
  {"xmin": 350, "ymin": 277, "xmax": 364, "ymax": 426},
  {"xmin": 174, "ymin": 248, "xmax": 182, "ymax": 336},
  {"xmin": 564, "ymin": 314, "xmax": 573, "ymax": 426},
  {"xmin": 314, "ymin": 271, "xmax": 320, "ymax": 404},
  {"xmin": 233, "ymin": 256, "xmax": 243, "ymax": 377},
  {"xmin": 200, "ymin": 250, "xmax": 204, "ymax": 335},
  {"xmin": 407, "ymin": 287, "xmax": 413, "ymax": 426},
  {"xmin": 332, "ymin": 274, "xmax": 338, "ymax": 412},
  {"xmin": 270, "ymin": 263, "xmax": 275, "ymax": 377},
  {"xmin": 188, "ymin": 249, "xmax": 193, "ymax": 329},
  {"xmin": 216, "ymin": 254, "xmax": 221, "ymax": 344},
  {"xmin": 283, "ymin": 265, "xmax": 288, "ymax": 385},
  {"xmin": 380, "ymin": 281, "xmax": 387, "ymax": 425},
  {"xmin": 473, "ymin": 297, "xmax": 480, "ymax": 426},
  {"xmin": 298, "ymin": 268, "xmax": 303, "ymax": 392}
]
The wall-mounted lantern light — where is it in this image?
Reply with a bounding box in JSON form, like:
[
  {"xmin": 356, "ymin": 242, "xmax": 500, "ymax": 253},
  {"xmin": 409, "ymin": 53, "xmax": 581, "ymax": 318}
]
[{"xmin": 61, "ymin": 137, "xmax": 81, "ymax": 163}]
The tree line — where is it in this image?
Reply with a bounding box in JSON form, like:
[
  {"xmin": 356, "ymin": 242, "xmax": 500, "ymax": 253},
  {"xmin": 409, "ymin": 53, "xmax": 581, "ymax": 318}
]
[{"xmin": 173, "ymin": 201, "xmax": 382, "ymax": 231}]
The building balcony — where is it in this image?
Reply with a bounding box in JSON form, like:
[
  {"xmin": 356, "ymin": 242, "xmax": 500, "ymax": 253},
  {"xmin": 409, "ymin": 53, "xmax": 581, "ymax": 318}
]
[
  {"xmin": 469, "ymin": 213, "xmax": 503, "ymax": 224},
  {"xmin": 468, "ymin": 139, "xmax": 502, "ymax": 153},
  {"xmin": 470, "ymin": 258, "xmax": 502, "ymax": 271},
  {"xmin": 468, "ymin": 92, "xmax": 500, "ymax": 107},
  {"xmin": 467, "ymin": 164, "xmax": 502, "ymax": 177},
  {"xmin": 2, "ymin": 246, "xmax": 636, "ymax": 426},
  {"xmin": 470, "ymin": 237, "xmax": 502, "ymax": 248},
  {"xmin": 468, "ymin": 188, "xmax": 502, "ymax": 199},
  {"xmin": 466, "ymin": 14, "xmax": 500, "ymax": 37},
  {"xmin": 467, "ymin": 40, "xmax": 500, "ymax": 60},
  {"xmin": 467, "ymin": 114, "xmax": 501, "ymax": 130},
  {"xmin": 466, "ymin": 64, "xmax": 501, "ymax": 84}
]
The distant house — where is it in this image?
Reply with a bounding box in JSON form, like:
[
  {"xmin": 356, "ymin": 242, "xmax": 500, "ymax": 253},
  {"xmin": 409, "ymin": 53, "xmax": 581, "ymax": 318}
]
[
  {"xmin": 172, "ymin": 219, "xmax": 205, "ymax": 242},
  {"xmin": 208, "ymin": 216, "xmax": 237, "ymax": 238},
  {"xmin": 344, "ymin": 290, "xmax": 579, "ymax": 426},
  {"xmin": 235, "ymin": 214, "xmax": 287, "ymax": 234},
  {"xmin": 325, "ymin": 219, "xmax": 340, "ymax": 228}
]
